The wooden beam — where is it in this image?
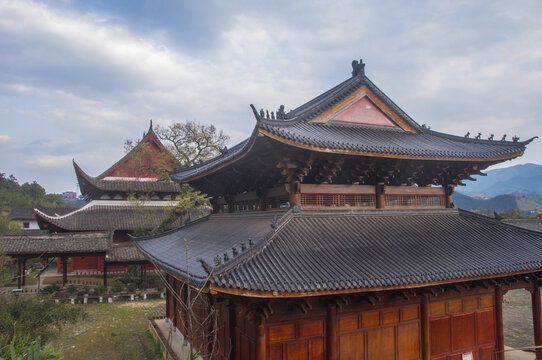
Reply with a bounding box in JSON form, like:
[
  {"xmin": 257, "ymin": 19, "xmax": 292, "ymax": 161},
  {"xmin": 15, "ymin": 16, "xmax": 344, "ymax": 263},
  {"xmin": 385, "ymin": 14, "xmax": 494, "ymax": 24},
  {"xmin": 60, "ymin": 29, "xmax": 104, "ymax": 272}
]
[
  {"xmin": 421, "ymin": 293, "xmax": 430, "ymax": 360},
  {"xmin": 532, "ymin": 280, "xmax": 542, "ymax": 359},
  {"xmin": 495, "ymin": 284, "xmax": 504, "ymax": 360},
  {"xmin": 327, "ymin": 304, "xmax": 338, "ymax": 360}
]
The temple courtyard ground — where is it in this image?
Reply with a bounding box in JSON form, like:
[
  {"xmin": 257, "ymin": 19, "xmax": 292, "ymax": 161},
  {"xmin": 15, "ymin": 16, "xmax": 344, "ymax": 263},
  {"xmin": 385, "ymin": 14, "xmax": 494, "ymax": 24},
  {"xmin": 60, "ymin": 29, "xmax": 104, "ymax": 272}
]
[
  {"xmin": 48, "ymin": 289, "xmax": 537, "ymax": 359},
  {"xmin": 53, "ymin": 298, "xmax": 165, "ymax": 360}
]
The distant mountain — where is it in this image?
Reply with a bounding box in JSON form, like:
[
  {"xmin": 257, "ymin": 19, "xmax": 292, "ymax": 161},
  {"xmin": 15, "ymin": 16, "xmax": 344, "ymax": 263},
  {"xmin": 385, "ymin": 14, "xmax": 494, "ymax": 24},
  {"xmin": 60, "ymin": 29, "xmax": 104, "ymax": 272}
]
[
  {"xmin": 460, "ymin": 163, "xmax": 542, "ymax": 197},
  {"xmin": 453, "ymin": 192, "xmax": 542, "ymax": 214}
]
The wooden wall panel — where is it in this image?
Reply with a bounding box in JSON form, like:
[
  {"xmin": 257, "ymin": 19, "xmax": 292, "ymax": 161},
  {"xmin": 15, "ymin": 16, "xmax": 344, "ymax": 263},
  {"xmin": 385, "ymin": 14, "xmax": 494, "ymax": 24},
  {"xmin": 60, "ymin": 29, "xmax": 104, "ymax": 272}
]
[
  {"xmin": 311, "ymin": 338, "xmax": 324, "ymax": 360},
  {"xmin": 398, "ymin": 323, "xmax": 420, "ymax": 360},
  {"xmin": 338, "ymin": 304, "xmax": 420, "ymax": 360},
  {"xmin": 477, "ymin": 310, "xmax": 496, "ymax": 345},
  {"xmin": 339, "ymin": 332, "xmax": 364, "ymax": 360},
  {"xmin": 429, "ymin": 292, "xmax": 497, "ymax": 360},
  {"xmin": 451, "ymin": 313, "xmax": 476, "ymax": 349},
  {"xmin": 367, "ymin": 326, "xmax": 395, "ymax": 360},
  {"xmin": 286, "ymin": 341, "xmax": 308, "ymax": 359},
  {"xmin": 266, "ymin": 317, "xmax": 326, "ymax": 360},
  {"xmin": 430, "ymin": 317, "xmax": 451, "ymax": 356}
]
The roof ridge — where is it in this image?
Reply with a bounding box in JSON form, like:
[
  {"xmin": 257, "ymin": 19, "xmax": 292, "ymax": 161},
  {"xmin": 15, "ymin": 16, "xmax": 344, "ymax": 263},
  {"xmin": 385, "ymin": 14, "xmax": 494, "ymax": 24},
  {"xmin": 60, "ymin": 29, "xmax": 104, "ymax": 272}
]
[
  {"xmin": 456, "ymin": 208, "xmax": 542, "ymax": 236},
  {"xmin": 424, "ymin": 128, "xmax": 536, "ymax": 146}
]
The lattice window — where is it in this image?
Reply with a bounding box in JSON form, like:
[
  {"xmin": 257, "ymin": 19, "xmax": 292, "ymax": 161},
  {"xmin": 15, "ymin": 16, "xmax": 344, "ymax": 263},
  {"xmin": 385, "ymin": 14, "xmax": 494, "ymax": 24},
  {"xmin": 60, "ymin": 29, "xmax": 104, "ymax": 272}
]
[
  {"xmin": 385, "ymin": 195, "xmax": 445, "ymax": 208},
  {"xmin": 301, "ymin": 193, "xmax": 376, "ymax": 208},
  {"xmin": 263, "ymin": 196, "xmax": 290, "ymax": 209}
]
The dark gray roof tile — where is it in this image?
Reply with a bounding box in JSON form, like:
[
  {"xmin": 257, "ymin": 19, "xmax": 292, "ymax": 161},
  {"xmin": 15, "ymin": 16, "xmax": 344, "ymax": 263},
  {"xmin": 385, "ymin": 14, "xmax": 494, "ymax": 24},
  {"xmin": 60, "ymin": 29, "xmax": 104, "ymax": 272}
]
[
  {"xmin": 1, "ymin": 231, "xmax": 112, "ymax": 255},
  {"xmin": 134, "ymin": 208, "xmax": 542, "ymax": 293}
]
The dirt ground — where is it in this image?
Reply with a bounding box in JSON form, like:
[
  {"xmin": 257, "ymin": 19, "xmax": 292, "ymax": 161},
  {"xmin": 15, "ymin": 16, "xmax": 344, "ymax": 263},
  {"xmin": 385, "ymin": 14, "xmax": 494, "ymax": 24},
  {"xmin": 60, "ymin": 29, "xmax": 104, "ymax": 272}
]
[
  {"xmin": 53, "ymin": 299, "xmax": 166, "ymax": 360},
  {"xmin": 503, "ymin": 289, "xmax": 536, "ymax": 349}
]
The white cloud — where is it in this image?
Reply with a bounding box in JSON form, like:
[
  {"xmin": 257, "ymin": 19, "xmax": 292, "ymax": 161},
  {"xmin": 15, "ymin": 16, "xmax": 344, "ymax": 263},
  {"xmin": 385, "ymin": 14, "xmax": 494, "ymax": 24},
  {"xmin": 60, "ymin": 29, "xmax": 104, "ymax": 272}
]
[
  {"xmin": 0, "ymin": 134, "xmax": 11, "ymax": 142},
  {"xmin": 28, "ymin": 154, "xmax": 72, "ymax": 168}
]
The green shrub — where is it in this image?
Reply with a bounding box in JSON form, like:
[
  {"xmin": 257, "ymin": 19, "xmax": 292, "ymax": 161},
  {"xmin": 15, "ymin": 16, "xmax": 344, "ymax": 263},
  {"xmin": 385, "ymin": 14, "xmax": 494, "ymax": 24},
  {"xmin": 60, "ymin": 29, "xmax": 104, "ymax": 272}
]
[
  {"xmin": 110, "ymin": 280, "xmax": 124, "ymax": 293},
  {"xmin": 0, "ymin": 335, "xmax": 62, "ymax": 360},
  {"xmin": 0, "ymin": 296, "xmax": 85, "ymax": 343},
  {"xmin": 126, "ymin": 283, "xmax": 137, "ymax": 292},
  {"xmin": 66, "ymin": 284, "xmax": 77, "ymax": 294},
  {"xmin": 41, "ymin": 284, "xmax": 61, "ymax": 295},
  {"xmin": 94, "ymin": 285, "xmax": 107, "ymax": 295}
]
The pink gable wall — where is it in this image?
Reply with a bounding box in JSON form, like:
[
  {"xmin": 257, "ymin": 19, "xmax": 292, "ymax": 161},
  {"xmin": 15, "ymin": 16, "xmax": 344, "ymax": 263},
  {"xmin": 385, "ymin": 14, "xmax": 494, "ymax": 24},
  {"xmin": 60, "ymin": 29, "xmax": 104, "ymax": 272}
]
[{"xmin": 334, "ymin": 97, "xmax": 396, "ymax": 127}]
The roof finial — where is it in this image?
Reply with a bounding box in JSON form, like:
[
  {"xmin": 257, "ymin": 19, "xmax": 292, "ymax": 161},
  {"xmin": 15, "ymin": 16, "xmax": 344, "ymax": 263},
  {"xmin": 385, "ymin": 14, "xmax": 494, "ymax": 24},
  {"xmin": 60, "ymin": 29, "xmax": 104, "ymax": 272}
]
[{"xmin": 352, "ymin": 59, "xmax": 365, "ymax": 77}]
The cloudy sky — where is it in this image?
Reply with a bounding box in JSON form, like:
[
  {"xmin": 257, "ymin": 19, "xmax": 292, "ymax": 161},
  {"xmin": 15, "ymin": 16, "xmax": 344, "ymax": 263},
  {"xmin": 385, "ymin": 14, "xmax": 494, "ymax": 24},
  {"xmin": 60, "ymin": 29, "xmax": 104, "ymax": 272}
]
[{"xmin": 0, "ymin": 0, "xmax": 541, "ymax": 194}]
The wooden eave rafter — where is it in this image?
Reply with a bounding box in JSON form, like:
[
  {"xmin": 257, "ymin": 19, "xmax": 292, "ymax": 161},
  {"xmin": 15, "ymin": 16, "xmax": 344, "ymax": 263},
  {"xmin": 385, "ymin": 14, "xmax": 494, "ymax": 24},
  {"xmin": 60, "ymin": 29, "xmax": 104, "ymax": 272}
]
[{"xmin": 208, "ymin": 268, "xmax": 542, "ymax": 299}]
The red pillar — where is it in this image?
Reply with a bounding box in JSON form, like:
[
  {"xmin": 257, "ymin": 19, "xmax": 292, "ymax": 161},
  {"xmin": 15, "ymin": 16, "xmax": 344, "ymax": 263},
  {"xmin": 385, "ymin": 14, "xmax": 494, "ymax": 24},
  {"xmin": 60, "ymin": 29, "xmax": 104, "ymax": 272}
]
[
  {"xmin": 495, "ymin": 285, "xmax": 505, "ymax": 360},
  {"xmin": 375, "ymin": 183, "xmax": 386, "ymax": 209},
  {"xmin": 256, "ymin": 317, "xmax": 266, "ymax": 360},
  {"xmin": 62, "ymin": 257, "xmax": 68, "ymax": 287},
  {"xmin": 289, "ymin": 181, "xmax": 300, "ymax": 207},
  {"xmin": 327, "ymin": 304, "xmax": 337, "ymax": 360},
  {"xmin": 21, "ymin": 258, "xmax": 26, "ymax": 286},
  {"xmin": 421, "ymin": 293, "xmax": 430, "ymax": 360},
  {"xmin": 532, "ymin": 280, "xmax": 542, "ymax": 359}
]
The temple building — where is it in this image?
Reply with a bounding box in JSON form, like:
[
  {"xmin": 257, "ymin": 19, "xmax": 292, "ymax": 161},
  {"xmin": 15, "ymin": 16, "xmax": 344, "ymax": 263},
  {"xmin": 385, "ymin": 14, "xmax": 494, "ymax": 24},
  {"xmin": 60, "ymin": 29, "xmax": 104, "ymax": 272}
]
[
  {"xmin": 34, "ymin": 123, "xmax": 182, "ymax": 277},
  {"xmin": 135, "ymin": 60, "xmax": 542, "ymax": 360}
]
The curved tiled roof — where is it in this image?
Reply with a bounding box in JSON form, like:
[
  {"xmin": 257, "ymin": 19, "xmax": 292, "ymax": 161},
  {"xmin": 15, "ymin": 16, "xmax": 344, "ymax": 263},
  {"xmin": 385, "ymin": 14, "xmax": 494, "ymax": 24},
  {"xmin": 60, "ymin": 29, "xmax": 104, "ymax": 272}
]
[
  {"xmin": 75, "ymin": 161, "xmax": 181, "ymax": 197},
  {"xmin": 170, "ymin": 64, "xmax": 534, "ymax": 182},
  {"xmin": 34, "ymin": 200, "xmax": 182, "ymax": 232},
  {"xmin": 133, "ymin": 208, "xmax": 542, "ymax": 294}
]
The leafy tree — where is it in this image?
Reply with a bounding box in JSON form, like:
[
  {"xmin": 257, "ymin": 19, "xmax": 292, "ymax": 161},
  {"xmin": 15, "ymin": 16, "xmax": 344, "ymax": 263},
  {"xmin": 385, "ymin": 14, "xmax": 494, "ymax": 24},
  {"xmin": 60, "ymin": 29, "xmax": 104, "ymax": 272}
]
[
  {"xmin": 154, "ymin": 121, "xmax": 229, "ymax": 167},
  {"xmin": 0, "ymin": 174, "xmax": 73, "ymax": 210}
]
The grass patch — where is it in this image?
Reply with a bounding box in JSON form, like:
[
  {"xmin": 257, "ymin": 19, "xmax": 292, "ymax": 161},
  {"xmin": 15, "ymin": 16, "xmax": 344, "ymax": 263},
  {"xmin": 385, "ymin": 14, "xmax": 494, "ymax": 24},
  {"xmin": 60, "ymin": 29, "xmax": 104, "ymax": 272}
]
[{"xmin": 53, "ymin": 299, "xmax": 165, "ymax": 360}]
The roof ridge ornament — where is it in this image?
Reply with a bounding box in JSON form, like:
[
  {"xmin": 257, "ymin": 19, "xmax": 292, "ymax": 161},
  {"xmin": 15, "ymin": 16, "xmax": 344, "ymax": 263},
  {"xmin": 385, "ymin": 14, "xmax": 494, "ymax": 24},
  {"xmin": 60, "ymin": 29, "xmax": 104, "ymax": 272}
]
[{"xmin": 352, "ymin": 59, "xmax": 365, "ymax": 77}]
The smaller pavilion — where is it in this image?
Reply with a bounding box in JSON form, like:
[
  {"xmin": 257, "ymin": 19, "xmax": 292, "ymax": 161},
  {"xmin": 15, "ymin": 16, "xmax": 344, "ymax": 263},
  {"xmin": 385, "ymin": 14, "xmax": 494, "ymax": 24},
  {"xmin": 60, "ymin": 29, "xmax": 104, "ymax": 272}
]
[
  {"xmin": 33, "ymin": 123, "xmax": 182, "ymax": 277},
  {"xmin": 1, "ymin": 231, "xmax": 112, "ymax": 287}
]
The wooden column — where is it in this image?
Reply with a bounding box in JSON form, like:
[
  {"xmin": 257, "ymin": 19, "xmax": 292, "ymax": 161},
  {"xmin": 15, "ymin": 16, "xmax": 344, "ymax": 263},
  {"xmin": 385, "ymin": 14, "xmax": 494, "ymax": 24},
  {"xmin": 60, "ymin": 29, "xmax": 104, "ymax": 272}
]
[
  {"xmin": 21, "ymin": 258, "xmax": 26, "ymax": 286},
  {"xmin": 375, "ymin": 183, "xmax": 386, "ymax": 209},
  {"xmin": 495, "ymin": 284, "xmax": 505, "ymax": 360},
  {"xmin": 165, "ymin": 274, "xmax": 170, "ymax": 319},
  {"xmin": 211, "ymin": 198, "xmax": 220, "ymax": 214},
  {"xmin": 227, "ymin": 196, "xmax": 234, "ymax": 213},
  {"xmin": 256, "ymin": 317, "xmax": 266, "ymax": 360},
  {"xmin": 103, "ymin": 260, "xmax": 108, "ymax": 287},
  {"xmin": 139, "ymin": 263, "xmax": 145, "ymax": 284},
  {"xmin": 16, "ymin": 257, "xmax": 23, "ymax": 289},
  {"xmin": 421, "ymin": 293, "xmax": 430, "ymax": 360},
  {"xmin": 445, "ymin": 185, "xmax": 455, "ymax": 208},
  {"xmin": 327, "ymin": 304, "xmax": 338, "ymax": 360},
  {"xmin": 532, "ymin": 280, "xmax": 542, "ymax": 359},
  {"xmin": 289, "ymin": 181, "xmax": 301, "ymax": 207},
  {"xmin": 62, "ymin": 257, "xmax": 68, "ymax": 287}
]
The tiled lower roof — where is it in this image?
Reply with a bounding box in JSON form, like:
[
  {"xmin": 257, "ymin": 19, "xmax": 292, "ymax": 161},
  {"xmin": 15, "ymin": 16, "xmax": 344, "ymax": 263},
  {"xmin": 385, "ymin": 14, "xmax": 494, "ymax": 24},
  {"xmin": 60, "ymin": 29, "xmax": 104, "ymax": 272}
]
[
  {"xmin": 34, "ymin": 200, "xmax": 182, "ymax": 232},
  {"xmin": 9, "ymin": 207, "xmax": 75, "ymax": 221},
  {"xmin": 106, "ymin": 244, "xmax": 147, "ymax": 263},
  {"xmin": 134, "ymin": 208, "xmax": 542, "ymax": 294},
  {"xmin": 1, "ymin": 231, "xmax": 112, "ymax": 256}
]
